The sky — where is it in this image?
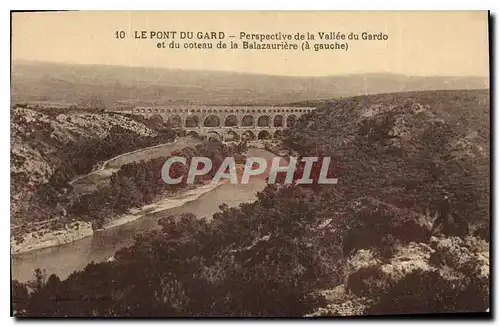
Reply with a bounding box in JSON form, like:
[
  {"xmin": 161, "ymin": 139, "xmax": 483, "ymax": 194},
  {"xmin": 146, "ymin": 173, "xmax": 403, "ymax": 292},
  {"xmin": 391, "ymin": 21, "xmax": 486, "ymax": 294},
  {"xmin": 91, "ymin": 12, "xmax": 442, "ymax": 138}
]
[{"xmin": 11, "ymin": 11, "xmax": 490, "ymax": 77}]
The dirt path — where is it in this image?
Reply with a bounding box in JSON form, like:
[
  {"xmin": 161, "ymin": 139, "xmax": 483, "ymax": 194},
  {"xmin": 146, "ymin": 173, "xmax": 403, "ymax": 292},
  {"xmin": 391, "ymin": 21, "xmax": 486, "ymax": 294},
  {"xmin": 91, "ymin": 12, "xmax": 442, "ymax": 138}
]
[
  {"xmin": 69, "ymin": 137, "xmax": 200, "ymax": 186},
  {"xmin": 69, "ymin": 141, "xmax": 177, "ymax": 185}
]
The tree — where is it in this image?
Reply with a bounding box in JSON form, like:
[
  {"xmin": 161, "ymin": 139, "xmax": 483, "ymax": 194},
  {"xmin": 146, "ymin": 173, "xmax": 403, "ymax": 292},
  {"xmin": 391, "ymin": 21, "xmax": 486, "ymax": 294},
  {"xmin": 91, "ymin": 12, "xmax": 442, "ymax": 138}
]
[{"xmin": 11, "ymin": 280, "xmax": 29, "ymax": 316}]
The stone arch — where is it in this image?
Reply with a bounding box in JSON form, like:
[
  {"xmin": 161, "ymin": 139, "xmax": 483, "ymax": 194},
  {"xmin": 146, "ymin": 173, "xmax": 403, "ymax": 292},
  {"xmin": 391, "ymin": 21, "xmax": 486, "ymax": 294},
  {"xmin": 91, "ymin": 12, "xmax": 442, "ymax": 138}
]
[
  {"xmin": 224, "ymin": 115, "xmax": 238, "ymax": 127},
  {"xmin": 207, "ymin": 131, "xmax": 222, "ymax": 141},
  {"xmin": 273, "ymin": 130, "xmax": 284, "ymax": 139},
  {"xmin": 150, "ymin": 114, "xmax": 164, "ymax": 124},
  {"xmin": 273, "ymin": 115, "xmax": 284, "ymax": 127},
  {"xmin": 167, "ymin": 115, "xmax": 182, "ymax": 128},
  {"xmin": 241, "ymin": 130, "xmax": 256, "ymax": 141},
  {"xmin": 185, "ymin": 115, "xmax": 200, "ymax": 127},
  {"xmin": 225, "ymin": 130, "xmax": 240, "ymax": 142},
  {"xmin": 241, "ymin": 115, "xmax": 254, "ymax": 127},
  {"xmin": 257, "ymin": 115, "xmax": 271, "ymax": 127},
  {"xmin": 186, "ymin": 131, "xmax": 200, "ymax": 138},
  {"xmin": 287, "ymin": 115, "xmax": 297, "ymax": 127},
  {"xmin": 258, "ymin": 130, "xmax": 272, "ymax": 140},
  {"xmin": 204, "ymin": 115, "xmax": 220, "ymax": 127}
]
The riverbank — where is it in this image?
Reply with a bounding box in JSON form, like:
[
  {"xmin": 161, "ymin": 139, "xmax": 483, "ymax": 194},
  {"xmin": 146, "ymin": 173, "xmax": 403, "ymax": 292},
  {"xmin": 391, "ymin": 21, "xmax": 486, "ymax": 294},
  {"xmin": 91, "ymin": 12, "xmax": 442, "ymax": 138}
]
[
  {"xmin": 11, "ymin": 180, "xmax": 227, "ymax": 255},
  {"xmin": 100, "ymin": 180, "xmax": 227, "ymax": 230},
  {"xmin": 11, "ymin": 221, "xmax": 94, "ymax": 255}
]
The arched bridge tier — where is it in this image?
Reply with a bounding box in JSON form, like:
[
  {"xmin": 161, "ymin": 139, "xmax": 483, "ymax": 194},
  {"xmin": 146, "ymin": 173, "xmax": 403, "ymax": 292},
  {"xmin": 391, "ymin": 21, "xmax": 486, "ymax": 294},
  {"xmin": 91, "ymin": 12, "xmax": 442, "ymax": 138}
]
[
  {"xmin": 183, "ymin": 127, "xmax": 286, "ymax": 141},
  {"xmin": 131, "ymin": 105, "xmax": 316, "ymax": 139}
]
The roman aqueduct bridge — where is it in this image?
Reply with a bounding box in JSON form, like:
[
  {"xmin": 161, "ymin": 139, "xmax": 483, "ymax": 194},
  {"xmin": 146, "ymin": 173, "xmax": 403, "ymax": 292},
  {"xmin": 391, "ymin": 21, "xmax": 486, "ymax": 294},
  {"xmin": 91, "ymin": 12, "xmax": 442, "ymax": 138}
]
[{"xmin": 131, "ymin": 105, "xmax": 316, "ymax": 141}]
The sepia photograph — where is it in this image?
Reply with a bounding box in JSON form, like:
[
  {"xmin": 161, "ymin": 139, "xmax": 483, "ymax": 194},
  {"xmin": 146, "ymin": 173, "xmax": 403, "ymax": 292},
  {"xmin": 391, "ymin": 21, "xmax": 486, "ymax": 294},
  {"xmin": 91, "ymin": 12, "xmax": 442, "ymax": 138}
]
[{"xmin": 9, "ymin": 10, "xmax": 491, "ymax": 318}]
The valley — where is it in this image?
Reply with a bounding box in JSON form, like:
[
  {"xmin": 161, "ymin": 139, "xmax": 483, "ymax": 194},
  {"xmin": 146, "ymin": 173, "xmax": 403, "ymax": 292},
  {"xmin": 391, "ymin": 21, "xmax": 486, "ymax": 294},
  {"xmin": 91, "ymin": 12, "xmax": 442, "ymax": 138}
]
[{"xmin": 10, "ymin": 64, "xmax": 490, "ymax": 317}]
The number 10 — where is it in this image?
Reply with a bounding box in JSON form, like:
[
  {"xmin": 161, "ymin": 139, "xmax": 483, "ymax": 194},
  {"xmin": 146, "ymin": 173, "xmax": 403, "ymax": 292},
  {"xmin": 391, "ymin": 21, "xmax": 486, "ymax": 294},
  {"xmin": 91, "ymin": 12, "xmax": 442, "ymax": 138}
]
[{"xmin": 115, "ymin": 31, "xmax": 126, "ymax": 39}]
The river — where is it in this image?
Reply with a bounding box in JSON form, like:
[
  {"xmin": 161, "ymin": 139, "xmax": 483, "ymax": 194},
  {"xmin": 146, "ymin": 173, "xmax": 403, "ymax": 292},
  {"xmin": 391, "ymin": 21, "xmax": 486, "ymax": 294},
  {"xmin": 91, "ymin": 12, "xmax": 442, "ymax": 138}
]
[{"xmin": 11, "ymin": 148, "xmax": 275, "ymax": 283}]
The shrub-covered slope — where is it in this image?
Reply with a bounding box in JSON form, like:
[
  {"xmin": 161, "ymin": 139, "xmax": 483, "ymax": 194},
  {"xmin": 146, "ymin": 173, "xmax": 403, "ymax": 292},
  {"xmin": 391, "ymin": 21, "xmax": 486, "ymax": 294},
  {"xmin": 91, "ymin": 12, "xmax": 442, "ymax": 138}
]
[
  {"xmin": 11, "ymin": 107, "xmax": 173, "ymax": 226},
  {"xmin": 285, "ymin": 89, "xmax": 490, "ymax": 238},
  {"xmin": 284, "ymin": 89, "xmax": 490, "ymax": 315}
]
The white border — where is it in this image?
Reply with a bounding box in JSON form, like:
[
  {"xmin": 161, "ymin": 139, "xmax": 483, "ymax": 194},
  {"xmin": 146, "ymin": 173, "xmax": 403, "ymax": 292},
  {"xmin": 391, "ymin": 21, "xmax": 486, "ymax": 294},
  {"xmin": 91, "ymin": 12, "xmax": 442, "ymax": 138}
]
[{"xmin": 2, "ymin": 1, "xmax": 497, "ymax": 326}]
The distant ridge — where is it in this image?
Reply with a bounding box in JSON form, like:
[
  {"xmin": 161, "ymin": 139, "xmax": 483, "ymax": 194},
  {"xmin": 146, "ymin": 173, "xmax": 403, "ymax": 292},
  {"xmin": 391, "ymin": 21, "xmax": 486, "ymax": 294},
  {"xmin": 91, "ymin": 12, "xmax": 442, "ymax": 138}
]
[{"xmin": 11, "ymin": 61, "xmax": 489, "ymax": 107}]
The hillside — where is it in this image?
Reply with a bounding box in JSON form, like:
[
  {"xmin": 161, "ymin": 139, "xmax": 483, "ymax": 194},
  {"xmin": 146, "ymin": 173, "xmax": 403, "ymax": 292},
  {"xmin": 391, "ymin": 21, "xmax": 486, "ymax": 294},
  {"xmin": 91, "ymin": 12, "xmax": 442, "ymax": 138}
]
[
  {"xmin": 10, "ymin": 107, "xmax": 174, "ymax": 228},
  {"xmin": 11, "ymin": 61, "xmax": 489, "ymax": 107},
  {"xmin": 284, "ymin": 89, "xmax": 490, "ymax": 315},
  {"xmin": 12, "ymin": 89, "xmax": 490, "ymax": 317},
  {"xmin": 287, "ymin": 89, "xmax": 490, "ymax": 233}
]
